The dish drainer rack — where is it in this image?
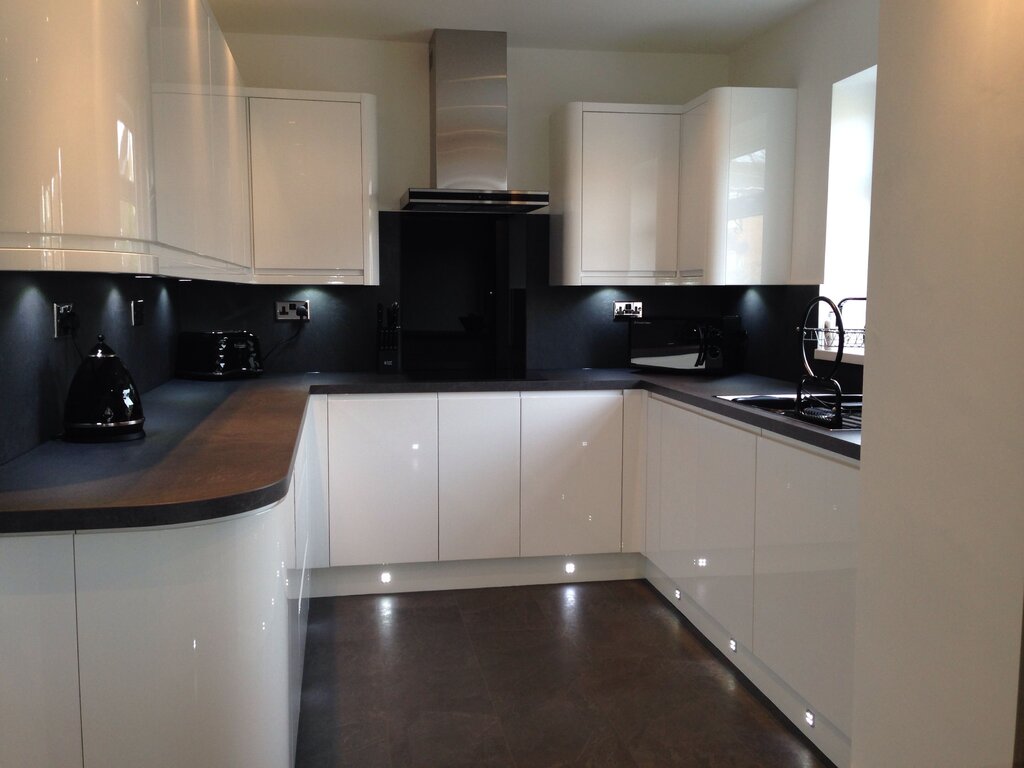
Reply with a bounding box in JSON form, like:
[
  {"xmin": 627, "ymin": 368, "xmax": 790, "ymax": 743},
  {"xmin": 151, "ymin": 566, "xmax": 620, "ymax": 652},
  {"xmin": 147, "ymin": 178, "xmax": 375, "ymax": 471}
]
[{"xmin": 798, "ymin": 297, "xmax": 866, "ymax": 350}]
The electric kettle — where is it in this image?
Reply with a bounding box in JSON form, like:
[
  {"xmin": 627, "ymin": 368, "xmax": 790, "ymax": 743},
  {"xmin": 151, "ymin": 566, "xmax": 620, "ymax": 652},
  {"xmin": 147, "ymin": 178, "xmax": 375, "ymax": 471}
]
[{"xmin": 63, "ymin": 335, "xmax": 145, "ymax": 442}]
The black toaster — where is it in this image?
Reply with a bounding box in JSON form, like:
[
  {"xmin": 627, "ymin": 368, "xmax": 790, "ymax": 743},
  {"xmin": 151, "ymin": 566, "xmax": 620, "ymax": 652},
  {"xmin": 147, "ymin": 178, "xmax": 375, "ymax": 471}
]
[{"xmin": 176, "ymin": 331, "xmax": 263, "ymax": 379}]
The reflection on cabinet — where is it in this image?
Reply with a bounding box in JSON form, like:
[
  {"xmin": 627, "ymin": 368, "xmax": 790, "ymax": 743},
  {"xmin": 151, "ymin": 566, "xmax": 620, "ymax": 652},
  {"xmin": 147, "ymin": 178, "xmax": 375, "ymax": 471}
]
[
  {"xmin": 645, "ymin": 396, "xmax": 757, "ymax": 646},
  {"xmin": 753, "ymin": 435, "xmax": 859, "ymax": 734},
  {"xmin": 249, "ymin": 91, "xmax": 379, "ymax": 285},
  {"xmin": 549, "ymin": 89, "xmax": 796, "ymax": 286},
  {"xmin": 681, "ymin": 88, "xmax": 797, "ymax": 285},
  {"xmin": 152, "ymin": 90, "xmax": 251, "ymax": 272},
  {"xmin": 438, "ymin": 393, "xmax": 521, "ymax": 561},
  {"xmin": 520, "ymin": 391, "xmax": 623, "ymax": 556},
  {"xmin": 327, "ymin": 394, "xmax": 438, "ymax": 566}
]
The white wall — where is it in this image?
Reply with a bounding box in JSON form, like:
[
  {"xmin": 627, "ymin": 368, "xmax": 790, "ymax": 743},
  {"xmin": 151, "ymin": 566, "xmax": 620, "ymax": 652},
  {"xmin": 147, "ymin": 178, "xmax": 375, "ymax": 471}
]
[
  {"xmin": 853, "ymin": 2, "xmax": 1024, "ymax": 766},
  {"xmin": 728, "ymin": 0, "xmax": 880, "ymax": 283},
  {"xmin": 224, "ymin": 33, "xmax": 728, "ymax": 210}
]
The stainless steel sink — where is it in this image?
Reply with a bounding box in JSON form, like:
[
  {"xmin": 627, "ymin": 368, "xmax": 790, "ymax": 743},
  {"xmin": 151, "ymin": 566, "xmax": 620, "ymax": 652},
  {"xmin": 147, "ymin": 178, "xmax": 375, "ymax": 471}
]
[{"xmin": 716, "ymin": 393, "xmax": 863, "ymax": 430}]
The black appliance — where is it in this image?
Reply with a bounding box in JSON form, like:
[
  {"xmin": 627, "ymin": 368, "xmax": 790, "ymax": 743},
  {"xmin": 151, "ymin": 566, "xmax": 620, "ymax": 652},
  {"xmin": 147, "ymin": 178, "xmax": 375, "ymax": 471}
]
[
  {"xmin": 176, "ymin": 331, "xmax": 263, "ymax": 379},
  {"xmin": 629, "ymin": 316, "xmax": 746, "ymax": 373},
  {"xmin": 63, "ymin": 335, "xmax": 145, "ymax": 442}
]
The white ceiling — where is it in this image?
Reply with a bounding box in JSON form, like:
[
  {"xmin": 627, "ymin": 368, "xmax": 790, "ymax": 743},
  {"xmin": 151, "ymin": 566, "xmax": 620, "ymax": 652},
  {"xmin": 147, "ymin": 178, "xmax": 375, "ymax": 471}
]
[{"xmin": 206, "ymin": 0, "xmax": 819, "ymax": 54}]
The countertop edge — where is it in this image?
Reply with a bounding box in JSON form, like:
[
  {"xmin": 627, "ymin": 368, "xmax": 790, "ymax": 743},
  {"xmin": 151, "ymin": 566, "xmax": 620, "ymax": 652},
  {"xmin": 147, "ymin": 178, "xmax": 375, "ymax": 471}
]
[{"xmin": 0, "ymin": 371, "xmax": 859, "ymax": 533}]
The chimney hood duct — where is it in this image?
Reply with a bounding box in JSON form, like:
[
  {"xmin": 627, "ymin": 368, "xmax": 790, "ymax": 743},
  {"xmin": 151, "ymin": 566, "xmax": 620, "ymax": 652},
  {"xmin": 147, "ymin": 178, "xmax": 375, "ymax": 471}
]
[{"xmin": 401, "ymin": 29, "xmax": 548, "ymax": 213}]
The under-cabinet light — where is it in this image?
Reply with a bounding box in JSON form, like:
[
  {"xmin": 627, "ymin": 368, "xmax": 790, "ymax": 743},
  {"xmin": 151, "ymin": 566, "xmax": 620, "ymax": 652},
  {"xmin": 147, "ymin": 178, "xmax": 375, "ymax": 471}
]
[
  {"xmin": 380, "ymin": 571, "xmax": 392, "ymax": 584},
  {"xmin": 805, "ymin": 709, "xmax": 815, "ymax": 728},
  {"xmin": 564, "ymin": 561, "xmax": 575, "ymax": 575}
]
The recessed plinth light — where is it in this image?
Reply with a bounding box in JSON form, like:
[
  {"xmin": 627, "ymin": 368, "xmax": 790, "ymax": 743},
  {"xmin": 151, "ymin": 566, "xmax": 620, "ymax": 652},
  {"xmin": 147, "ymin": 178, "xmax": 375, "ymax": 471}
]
[
  {"xmin": 380, "ymin": 571, "xmax": 392, "ymax": 584},
  {"xmin": 674, "ymin": 589, "xmax": 681, "ymax": 600},
  {"xmin": 805, "ymin": 709, "xmax": 815, "ymax": 728},
  {"xmin": 564, "ymin": 561, "xmax": 575, "ymax": 575},
  {"xmin": 729, "ymin": 638, "xmax": 737, "ymax": 652}
]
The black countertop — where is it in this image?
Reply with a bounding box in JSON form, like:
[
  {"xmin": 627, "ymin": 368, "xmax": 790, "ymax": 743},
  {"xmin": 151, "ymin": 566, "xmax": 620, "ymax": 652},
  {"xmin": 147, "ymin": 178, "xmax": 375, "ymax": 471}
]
[{"xmin": 0, "ymin": 369, "xmax": 859, "ymax": 533}]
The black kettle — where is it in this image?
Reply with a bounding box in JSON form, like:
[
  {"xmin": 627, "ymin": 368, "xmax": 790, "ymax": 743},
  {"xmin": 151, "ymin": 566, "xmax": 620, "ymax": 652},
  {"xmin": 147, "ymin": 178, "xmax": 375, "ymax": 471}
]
[{"xmin": 63, "ymin": 335, "xmax": 145, "ymax": 442}]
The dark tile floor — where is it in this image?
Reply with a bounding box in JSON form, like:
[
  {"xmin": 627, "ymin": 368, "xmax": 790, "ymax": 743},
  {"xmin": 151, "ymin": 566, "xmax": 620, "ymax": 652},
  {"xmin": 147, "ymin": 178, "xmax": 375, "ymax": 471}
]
[{"xmin": 296, "ymin": 579, "xmax": 833, "ymax": 768}]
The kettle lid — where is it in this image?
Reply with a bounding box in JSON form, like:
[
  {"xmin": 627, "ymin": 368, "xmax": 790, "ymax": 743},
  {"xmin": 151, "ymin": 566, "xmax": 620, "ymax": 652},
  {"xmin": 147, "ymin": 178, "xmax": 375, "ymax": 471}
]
[{"xmin": 88, "ymin": 334, "xmax": 118, "ymax": 359}]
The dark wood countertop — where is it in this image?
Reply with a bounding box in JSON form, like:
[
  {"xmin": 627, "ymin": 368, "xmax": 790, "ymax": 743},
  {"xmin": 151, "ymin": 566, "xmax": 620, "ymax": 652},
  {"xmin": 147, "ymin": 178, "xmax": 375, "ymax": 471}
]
[{"xmin": 0, "ymin": 370, "xmax": 859, "ymax": 533}]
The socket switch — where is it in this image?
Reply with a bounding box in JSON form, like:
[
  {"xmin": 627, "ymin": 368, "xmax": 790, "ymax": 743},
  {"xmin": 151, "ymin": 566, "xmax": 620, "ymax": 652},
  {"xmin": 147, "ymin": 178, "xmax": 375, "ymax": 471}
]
[
  {"xmin": 613, "ymin": 301, "xmax": 643, "ymax": 320},
  {"xmin": 276, "ymin": 300, "xmax": 311, "ymax": 321},
  {"xmin": 53, "ymin": 303, "xmax": 74, "ymax": 338}
]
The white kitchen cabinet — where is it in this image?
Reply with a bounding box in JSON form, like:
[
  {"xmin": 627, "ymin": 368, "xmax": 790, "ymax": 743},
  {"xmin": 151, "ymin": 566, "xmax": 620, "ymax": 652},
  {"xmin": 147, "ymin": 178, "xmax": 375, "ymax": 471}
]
[
  {"xmin": 646, "ymin": 396, "xmax": 757, "ymax": 647},
  {"xmin": 296, "ymin": 396, "xmax": 330, "ymax": 570},
  {"xmin": 520, "ymin": 391, "xmax": 623, "ymax": 556},
  {"xmin": 550, "ymin": 103, "xmax": 694, "ymax": 286},
  {"xmin": 438, "ymin": 393, "xmax": 521, "ymax": 561},
  {"xmin": 680, "ymin": 88, "xmax": 797, "ymax": 285},
  {"xmin": 549, "ymin": 89, "xmax": 795, "ymax": 286},
  {"xmin": 0, "ymin": 533, "xmax": 83, "ymax": 768},
  {"xmin": 327, "ymin": 394, "xmax": 438, "ymax": 566},
  {"xmin": 248, "ymin": 92, "xmax": 379, "ymax": 285},
  {"xmin": 753, "ymin": 434, "xmax": 859, "ymax": 734}
]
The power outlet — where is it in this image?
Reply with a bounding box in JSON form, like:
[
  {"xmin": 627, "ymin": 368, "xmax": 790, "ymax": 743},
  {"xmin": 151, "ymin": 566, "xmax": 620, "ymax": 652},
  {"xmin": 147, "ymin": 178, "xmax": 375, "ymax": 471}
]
[
  {"xmin": 131, "ymin": 299, "xmax": 145, "ymax": 327},
  {"xmin": 53, "ymin": 303, "xmax": 75, "ymax": 338},
  {"xmin": 613, "ymin": 301, "xmax": 643, "ymax": 320},
  {"xmin": 275, "ymin": 300, "xmax": 311, "ymax": 321}
]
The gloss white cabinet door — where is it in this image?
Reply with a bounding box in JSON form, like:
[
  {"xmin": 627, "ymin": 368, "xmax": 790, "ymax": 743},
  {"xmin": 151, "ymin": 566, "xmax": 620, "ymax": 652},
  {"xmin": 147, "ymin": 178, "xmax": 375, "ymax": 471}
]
[
  {"xmin": 327, "ymin": 394, "xmax": 438, "ymax": 566},
  {"xmin": 753, "ymin": 435, "xmax": 859, "ymax": 734},
  {"xmin": 649, "ymin": 398, "xmax": 757, "ymax": 647},
  {"xmin": 296, "ymin": 396, "xmax": 330, "ymax": 569},
  {"xmin": 681, "ymin": 87, "xmax": 797, "ymax": 285},
  {"xmin": 550, "ymin": 103, "xmax": 687, "ymax": 286},
  {"xmin": 438, "ymin": 393, "xmax": 521, "ymax": 561},
  {"xmin": 249, "ymin": 93, "xmax": 379, "ymax": 284},
  {"xmin": 520, "ymin": 391, "xmax": 623, "ymax": 556},
  {"xmin": 0, "ymin": 533, "xmax": 83, "ymax": 768},
  {"xmin": 581, "ymin": 110, "xmax": 681, "ymax": 275}
]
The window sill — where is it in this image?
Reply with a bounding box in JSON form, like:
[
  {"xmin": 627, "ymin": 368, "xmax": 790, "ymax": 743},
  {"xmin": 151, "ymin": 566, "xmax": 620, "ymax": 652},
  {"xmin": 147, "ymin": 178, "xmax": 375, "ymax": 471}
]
[{"xmin": 814, "ymin": 347, "xmax": 865, "ymax": 366}]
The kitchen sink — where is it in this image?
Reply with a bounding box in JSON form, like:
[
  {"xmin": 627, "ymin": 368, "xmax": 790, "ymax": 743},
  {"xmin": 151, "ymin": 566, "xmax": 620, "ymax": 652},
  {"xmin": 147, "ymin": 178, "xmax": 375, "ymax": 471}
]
[{"xmin": 716, "ymin": 393, "xmax": 863, "ymax": 430}]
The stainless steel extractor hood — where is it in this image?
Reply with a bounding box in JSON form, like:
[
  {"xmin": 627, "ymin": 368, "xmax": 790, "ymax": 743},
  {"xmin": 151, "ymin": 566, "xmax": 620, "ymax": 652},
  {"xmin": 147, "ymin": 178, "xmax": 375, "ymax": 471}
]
[{"xmin": 401, "ymin": 29, "xmax": 548, "ymax": 213}]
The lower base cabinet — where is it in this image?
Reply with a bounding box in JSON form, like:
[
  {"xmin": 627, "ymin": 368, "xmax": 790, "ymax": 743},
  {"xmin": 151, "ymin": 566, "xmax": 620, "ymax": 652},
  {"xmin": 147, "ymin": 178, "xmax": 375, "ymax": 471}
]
[
  {"xmin": 645, "ymin": 396, "xmax": 757, "ymax": 648},
  {"xmin": 327, "ymin": 394, "xmax": 439, "ymax": 566},
  {"xmin": 520, "ymin": 391, "xmax": 624, "ymax": 557},
  {"xmin": 438, "ymin": 393, "xmax": 521, "ymax": 561},
  {"xmin": 753, "ymin": 436, "xmax": 859, "ymax": 734}
]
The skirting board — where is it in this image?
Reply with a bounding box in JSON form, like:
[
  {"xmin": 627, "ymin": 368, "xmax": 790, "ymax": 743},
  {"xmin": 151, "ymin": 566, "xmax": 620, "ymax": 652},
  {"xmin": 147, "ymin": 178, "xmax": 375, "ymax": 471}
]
[{"xmin": 310, "ymin": 552, "xmax": 647, "ymax": 598}]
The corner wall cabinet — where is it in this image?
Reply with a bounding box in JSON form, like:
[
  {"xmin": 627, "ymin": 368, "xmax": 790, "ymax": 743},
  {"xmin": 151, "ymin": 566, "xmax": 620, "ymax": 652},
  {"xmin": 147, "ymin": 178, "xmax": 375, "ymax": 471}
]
[
  {"xmin": 248, "ymin": 91, "xmax": 379, "ymax": 285},
  {"xmin": 549, "ymin": 89, "xmax": 796, "ymax": 286}
]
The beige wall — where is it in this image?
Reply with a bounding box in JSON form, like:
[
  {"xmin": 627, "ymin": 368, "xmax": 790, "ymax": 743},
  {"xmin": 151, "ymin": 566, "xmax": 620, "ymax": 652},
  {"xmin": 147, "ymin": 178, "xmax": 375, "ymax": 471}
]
[
  {"xmin": 729, "ymin": 0, "xmax": 880, "ymax": 283},
  {"xmin": 853, "ymin": 1, "xmax": 1024, "ymax": 765},
  {"xmin": 224, "ymin": 32, "xmax": 728, "ymax": 210}
]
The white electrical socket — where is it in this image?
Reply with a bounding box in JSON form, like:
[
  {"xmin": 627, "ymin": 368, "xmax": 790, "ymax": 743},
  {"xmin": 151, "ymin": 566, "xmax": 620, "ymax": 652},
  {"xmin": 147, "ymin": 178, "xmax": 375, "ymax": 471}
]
[
  {"xmin": 275, "ymin": 300, "xmax": 311, "ymax": 321},
  {"xmin": 613, "ymin": 301, "xmax": 643, "ymax": 320}
]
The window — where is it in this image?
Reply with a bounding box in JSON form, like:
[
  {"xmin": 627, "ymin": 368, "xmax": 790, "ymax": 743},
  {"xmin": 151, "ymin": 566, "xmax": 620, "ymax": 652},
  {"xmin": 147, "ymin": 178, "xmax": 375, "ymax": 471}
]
[{"xmin": 819, "ymin": 66, "xmax": 877, "ymax": 364}]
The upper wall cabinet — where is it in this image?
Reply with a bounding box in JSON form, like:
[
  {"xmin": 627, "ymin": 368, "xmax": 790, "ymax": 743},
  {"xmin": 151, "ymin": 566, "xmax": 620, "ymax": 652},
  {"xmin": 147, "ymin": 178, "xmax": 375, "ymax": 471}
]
[
  {"xmin": 549, "ymin": 89, "xmax": 796, "ymax": 286},
  {"xmin": 0, "ymin": 0, "xmax": 253, "ymax": 279},
  {"xmin": 686, "ymin": 88, "xmax": 797, "ymax": 285},
  {"xmin": 248, "ymin": 91, "xmax": 379, "ymax": 285}
]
